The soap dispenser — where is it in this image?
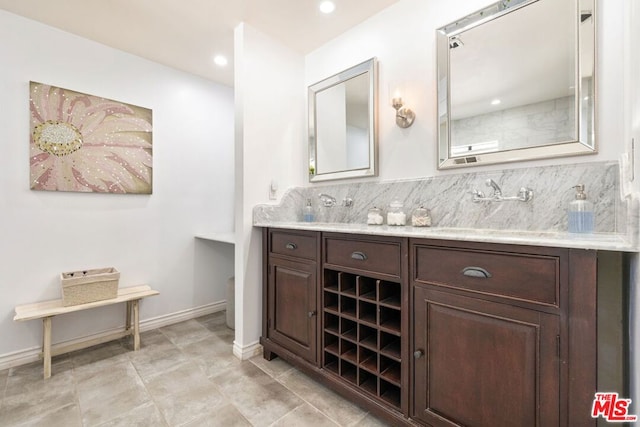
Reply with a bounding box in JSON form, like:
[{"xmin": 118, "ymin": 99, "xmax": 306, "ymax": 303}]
[
  {"xmin": 303, "ymin": 198, "xmax": 315, "ymax": 222},
  {"xmin": 568, "ymin": 184, "xmax": 594, "ymax": 233}
]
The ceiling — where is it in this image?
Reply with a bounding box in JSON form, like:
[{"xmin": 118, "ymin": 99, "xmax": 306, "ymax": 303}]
[{"xmin": 0, "ymin": 0, "xmax": 399, "ymax": 87}]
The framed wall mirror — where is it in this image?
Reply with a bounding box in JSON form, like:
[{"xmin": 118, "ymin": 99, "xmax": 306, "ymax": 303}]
[
  {"xmin": 308, "ymin": 58, "xmax": 377, "ymax": 182},
  {"xmin": 437, "ymin": 0, "xmax": 596, "ymax": 169}
]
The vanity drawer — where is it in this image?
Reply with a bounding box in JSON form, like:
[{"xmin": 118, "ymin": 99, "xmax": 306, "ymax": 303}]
[
  {"xmin": 324, "ymin": 236, "xmax": 402, "ymax": 277},
  {"xmin": 270, "ymin": 230, "xmax": 318, "ymax": 261},
  {"xmin": 413, "ymin": 245, "xmax": 561, "ymax": 307}
]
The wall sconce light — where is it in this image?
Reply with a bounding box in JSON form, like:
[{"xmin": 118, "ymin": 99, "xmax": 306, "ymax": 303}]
[{"xmin": 391, "ymin": 96, "xmax": 415, "ymax": 128}]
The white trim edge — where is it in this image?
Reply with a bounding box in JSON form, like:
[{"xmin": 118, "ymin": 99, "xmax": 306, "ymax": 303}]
[
  {"xmin": 0, "ymin": 300, "xmax": 226, "ymax": 371},
  {"xmin": 233, "ymin": 340, "xmax": 263, "ymax": 360}
]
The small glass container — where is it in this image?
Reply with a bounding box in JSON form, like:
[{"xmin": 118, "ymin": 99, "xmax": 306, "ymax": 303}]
[
  {"xmin": 387, "ymin": 200, "xmax": 406, "ymax": 226},
  {"xmin": 411, "ymin": 206, "xmax": 432, "ymax": 227},
  {"xmin": 367, "ymin": 206, "xmax": 384, "ymax": 225}
]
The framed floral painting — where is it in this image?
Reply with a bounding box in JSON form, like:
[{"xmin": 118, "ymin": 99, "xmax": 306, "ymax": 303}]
[{"xmin": 29, "ymin": 82, "xmax": 153, "ymax": 194}]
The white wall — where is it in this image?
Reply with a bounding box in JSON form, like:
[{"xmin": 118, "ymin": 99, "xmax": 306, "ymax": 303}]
[
  {"xmin": 234, "ymin": 23, "xmax": 305, "ymax": 356},
  {"xmin": 0, "ymin": 10, "xmax": 234, "ymax": 361},
  {"xmin": 305, "ymin": 0, "xmax": 627, "ymax": 181}
]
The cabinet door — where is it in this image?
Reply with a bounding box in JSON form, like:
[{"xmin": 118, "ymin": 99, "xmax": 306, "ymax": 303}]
[
  {"xmin": 267, "ymin": 257, "xmax": 317, "ymax": 363},
  {"xmin": 413, "ymin": 287, "xmax": 559, "ymax": 427}
]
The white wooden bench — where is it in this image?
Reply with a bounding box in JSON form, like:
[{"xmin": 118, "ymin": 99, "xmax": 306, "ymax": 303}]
[{"xmin": 13, "ymin": 285, "xmax": 159, "ymax": 379}]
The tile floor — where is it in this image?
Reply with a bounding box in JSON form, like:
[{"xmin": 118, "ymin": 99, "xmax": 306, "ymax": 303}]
[{"xmin": 0, "ymin": 312, "xmax": 389, "ymax": 426}]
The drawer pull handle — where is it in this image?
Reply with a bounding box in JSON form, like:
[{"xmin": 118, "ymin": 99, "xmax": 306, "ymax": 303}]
[
  {"xmin": 285, "ymin": 243, "xmax": 297, "ymax": 250},
  {"xmin": 461, "ymin": 266, "xmax": 492, "ymax": 278},
  {"xmin": 308, "ymin": 311, "xmax": 316, "ymax": 318},
  {"xmin": 351, "ymin": 251, "xmax": 367, "ymax": 261},
  {"xmin": 414, "ymin": 350, "xmax": 424, "ymax": 359}
]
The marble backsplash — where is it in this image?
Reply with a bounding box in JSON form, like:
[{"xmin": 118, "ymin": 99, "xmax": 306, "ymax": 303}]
[{"xmin": 254, "ymin": 161, "xmax": 629, "ymax": 234}]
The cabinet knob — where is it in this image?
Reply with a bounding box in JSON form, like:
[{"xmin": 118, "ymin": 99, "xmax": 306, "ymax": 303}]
[
  {"xmin": 308, "ymin": 311, "xmax": 317, "ymax": 318},
  {"xmin": 414, "ymin": 350, "xmax": 424, "ymax": 359},
  {"xmin": 285, "ymin": 243, "xmax": 297, "ymax": 250}
]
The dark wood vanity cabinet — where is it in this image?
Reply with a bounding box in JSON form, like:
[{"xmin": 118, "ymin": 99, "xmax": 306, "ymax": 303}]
[
  {"xmin": 262, "ymin": 229, "xmax": 321, "ymax": 365},
  {"xmin": 410, "ymin": 239, "xmax": 598, "ymax": 427},
  {"xmin": 261, "ymin": 229, "xmax": 603, "ymax": 427}
]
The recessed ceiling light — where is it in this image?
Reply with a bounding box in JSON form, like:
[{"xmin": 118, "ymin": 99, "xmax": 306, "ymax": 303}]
[
  {"xmin": 491, "ymin": 99, "xmax": 501, "ymax": 106},
  {"xmin": 213, "ymin": 55, "xmax": 228, "ymax": 67},
  {"xmin": 319, "ymin": 1, "xmax": 336, "ymax": 14}
]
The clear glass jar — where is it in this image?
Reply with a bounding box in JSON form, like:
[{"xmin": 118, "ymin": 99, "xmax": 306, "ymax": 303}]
[
  {"xmin": 367, "ymin": 206, "xmax": 384, "ymax": 225},
  {"xmin": 387, "ymin": 200, "xmax": 406, "ymax": 226},
  {"xmin": 411, "ymin": 206, "xmax": 432, "ymax": 227}
]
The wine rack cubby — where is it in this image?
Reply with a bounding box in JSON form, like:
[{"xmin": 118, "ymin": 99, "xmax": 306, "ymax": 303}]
[{"xmin": 322, "ymin": 269, "xmax": 402, "ymax": 409}]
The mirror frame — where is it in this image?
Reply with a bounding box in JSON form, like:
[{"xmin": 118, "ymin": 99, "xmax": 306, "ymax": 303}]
[
  {"xmin": 308, "ymin": 58, "xmax": 378, "ymax": 182},
  {"xmin": 437, "ymin": 0, "xmax": 597, "ymax": 169}
]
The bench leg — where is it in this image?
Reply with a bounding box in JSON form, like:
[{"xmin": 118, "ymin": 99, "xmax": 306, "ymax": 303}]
[
  {"xmin": 132, "ymin": 299, "xmax": 140, "ymax": 350},
  {"xmin": 42, "ymin": 317, "xmax": 52, "ymax": 379},
  {"xmin": 125, "ymin": 301, "xmax": 132, "ymax": 331}
]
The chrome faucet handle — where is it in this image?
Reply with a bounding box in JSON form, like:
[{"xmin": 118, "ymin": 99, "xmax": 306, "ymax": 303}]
[
  {"xmin": 470, "ymin": 189, "xmax": 485, "ymax": 202},
  {"xmin": 518, "ymin": 187, "xmax": 534, "ymax": 202}
]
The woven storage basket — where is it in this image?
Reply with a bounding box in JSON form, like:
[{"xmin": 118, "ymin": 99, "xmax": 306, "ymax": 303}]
[{"xmin": 60, "ymin": 267, "xmax": 119, "ymax": 306}]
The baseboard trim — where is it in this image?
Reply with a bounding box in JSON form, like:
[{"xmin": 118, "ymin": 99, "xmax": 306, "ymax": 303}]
[
  {"xmin": 0, "ymin": 300, "xmax": 226, "ymax": 371},
  {"xmin": 141, "ymin": 300, "xmax": 226, "ymax": 332},
  {"xmin": 233, "ymin": 340, "xmax": 263, "ymax": 360}
]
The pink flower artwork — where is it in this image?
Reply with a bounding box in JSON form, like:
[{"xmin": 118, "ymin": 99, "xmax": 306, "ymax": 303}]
[{"xmin": 30, "ymin": 82, "xmax": 153, "ymax": 194}]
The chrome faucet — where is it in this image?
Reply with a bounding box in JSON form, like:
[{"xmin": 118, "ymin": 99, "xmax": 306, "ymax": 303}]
[
  {"xmin": 471, "ymin": 179, "xmax": 533, "ymax": 203},
  {"xmin": 318, "ymin": 193, "xmax": 354, "ymax": 207},
  {"xmin": 318, "ymin": 193, "xmax": 337, "ymax": 207}
]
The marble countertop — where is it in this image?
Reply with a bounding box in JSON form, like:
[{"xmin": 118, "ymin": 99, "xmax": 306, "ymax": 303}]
[{"xmin": 254, "ymin": 221, "xmax": 638, "ymax": 252}]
